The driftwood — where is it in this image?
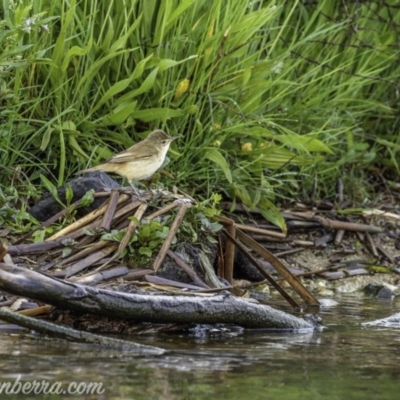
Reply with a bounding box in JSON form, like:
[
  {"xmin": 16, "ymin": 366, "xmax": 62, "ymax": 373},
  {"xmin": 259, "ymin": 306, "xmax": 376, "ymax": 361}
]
[
  {"xmin": 0, "ymin": 263, "xmax": 315, "ymax": 330},
  {"xmin": 0, "ymin": 307, "xmax": 164, "ymax": 355}
]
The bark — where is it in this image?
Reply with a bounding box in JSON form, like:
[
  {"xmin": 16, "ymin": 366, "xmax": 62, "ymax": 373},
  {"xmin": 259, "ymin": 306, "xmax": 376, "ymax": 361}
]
[{"xmin": 0, "ymin": 263, "xmax": 315, "ymax": 331}]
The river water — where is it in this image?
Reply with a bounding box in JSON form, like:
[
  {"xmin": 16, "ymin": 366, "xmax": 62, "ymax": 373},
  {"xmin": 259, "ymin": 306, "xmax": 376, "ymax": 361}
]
[{"xmin": 0, "ymin": 293, "xmax": 399, "ymax": 399}]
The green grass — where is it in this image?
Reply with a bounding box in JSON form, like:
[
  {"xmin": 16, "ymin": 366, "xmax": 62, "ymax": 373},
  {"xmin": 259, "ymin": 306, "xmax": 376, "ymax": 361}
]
[{"xmin": 0, "ymin": 0, "xmax": 399, "ymax": 229}]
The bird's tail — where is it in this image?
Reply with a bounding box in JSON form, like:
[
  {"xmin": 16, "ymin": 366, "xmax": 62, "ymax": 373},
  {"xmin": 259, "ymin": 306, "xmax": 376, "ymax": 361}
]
[{"xmin": 75, "ymin": 165, "xmax": 101, "ymax": 176}]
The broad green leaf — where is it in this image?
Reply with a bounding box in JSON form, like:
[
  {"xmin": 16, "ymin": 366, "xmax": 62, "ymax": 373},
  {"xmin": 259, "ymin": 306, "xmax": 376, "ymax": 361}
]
[
  {"xmin": 158, "ymin": 55, "xmax": 197, "ymax": 73},
  {"xmin": 276, "ymin": 134, "xmax": 334, "ymax": 154},
  {"xmin": 131, "ymin": 53, "xmax": 154, "ymax": 80},
  {"xmin": 80, "ymin": 189, "xmax": 95, "ymax": 207},
  {"xmin": 203, "ymin": 148, "xmax": 233, "ymax": 183},
  {"xmin": 40, "ymin": 175, "xmax": 64, "ymax": 207},
  {"xmin": 101, "ymin": 101, "xmax": 138, "ymax": 126},
  {"xmin": 61, "ymin": 35, "xmax": 93, "ymax": 72},
  {"xmin": 68, "ymin": 135, "xmax": 89, "ymax": 158},
  {"xmin": 258, "ymin": 198, "xmax": 287, "ymax": 233},
  {"xmin": 130, "ymin": 108, "xmax": 185, "ymax": 122},
  {"xmin": 128, "ymin": 68, "xmax": 158, "ymax": 98},
  {"xmin": 139, "ymin": 246, "xmax": 152, "ymax": 257},
  {"xmin": 40, "ymin": 127, "xmax": 54, "ymax": 151},
  {"xmin": 92, "ymin": 76, "xmax": 133, "ymax": 113}
]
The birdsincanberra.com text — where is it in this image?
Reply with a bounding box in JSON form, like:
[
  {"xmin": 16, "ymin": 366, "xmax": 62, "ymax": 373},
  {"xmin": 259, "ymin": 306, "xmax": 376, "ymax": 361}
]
[{"xmin": 0, "ymin": 376, "xmax": 105, "ymax": 396}]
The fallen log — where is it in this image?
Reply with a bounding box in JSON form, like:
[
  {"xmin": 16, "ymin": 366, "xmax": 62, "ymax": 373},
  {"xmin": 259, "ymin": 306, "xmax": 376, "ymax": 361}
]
[
  {"xmin": 0, "ymin": 263, "xmax": 315, "ymax": 331},
  {"xmin": 0, "ymin": 307, "xmax": 164, "ymax": 355}
]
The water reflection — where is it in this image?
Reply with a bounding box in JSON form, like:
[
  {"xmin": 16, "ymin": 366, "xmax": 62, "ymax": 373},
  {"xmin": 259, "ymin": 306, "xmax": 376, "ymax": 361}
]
[{"xmin": 0, "ymin": 293, "xmax": 399, "ymax": 399}]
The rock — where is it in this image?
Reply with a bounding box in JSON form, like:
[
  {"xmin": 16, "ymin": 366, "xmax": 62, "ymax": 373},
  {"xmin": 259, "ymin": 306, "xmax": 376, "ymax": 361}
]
[
  {"xmin": 377, "ymin": 286, "xmax": 395, "ymax": 299},
  {"xmin": 29, "ymin": 172, "xmax": 120, "ymax": 222},
  {"xmin": 364, "ymin": 283, "xmax": 395, "ymax": 299}
]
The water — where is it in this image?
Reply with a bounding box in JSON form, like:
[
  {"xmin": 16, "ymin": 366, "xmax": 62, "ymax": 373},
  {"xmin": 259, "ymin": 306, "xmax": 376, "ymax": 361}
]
[{"xmin": 0, "ymin": 293, "xmax": 399, "ymax": 399}]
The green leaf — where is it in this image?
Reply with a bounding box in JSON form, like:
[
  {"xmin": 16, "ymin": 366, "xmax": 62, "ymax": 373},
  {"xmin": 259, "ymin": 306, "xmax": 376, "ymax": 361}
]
[
  {"xmin": 61, "ymin": 36, "xmax": 94, "ymax": 72},
  {"xmin": 258, "ymin": 198, "xmax": 287, "ymax": 233},
  {"xmin": 65, "ymin": 184, "xmax": 73, "ymax": 206},
  {"xmin": 40, "ymin": 127, "xmax": 54, "ymax": 151},
  {"xmin": 40, "ymin": 175, "xmax": 64, "ymax": 207},
  {"xmin": 130, "ymin": 108, "xmax": 185, "ymax": 122},
  {"xmin": 139, "ymin": 246, "xmax": 153, "ymax": 257},
  {"xmin": 32, "ymin": 230, "xmax": 46, "ymax": 243},
  {"xmin": 276, "ymin": 134, "xmax": 334, "ymax": 154},
  {"xmin": 204, "ymin": 148, "xmax": 233, "ymax": 183},
  {"xmin": 101, "ymin": 101, "xmax": 138, "ymax": 126},
  {"xmin": 80, "ymin": 189, "xmax": 95, "ymax": 207}
]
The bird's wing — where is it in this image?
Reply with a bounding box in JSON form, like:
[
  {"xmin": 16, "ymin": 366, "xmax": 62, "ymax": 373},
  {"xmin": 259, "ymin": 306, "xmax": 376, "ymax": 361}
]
[{"xmin": 106, "ymin": 143, "xmax": 155, "ymax": 164}]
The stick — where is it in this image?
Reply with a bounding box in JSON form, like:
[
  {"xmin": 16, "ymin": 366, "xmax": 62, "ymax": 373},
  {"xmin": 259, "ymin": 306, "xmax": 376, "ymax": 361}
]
[
  {"xmin": 217, "ymin": 216, "xmax": 236, "ymax": 284},
  {"xmin": 7, "ymin": 240, "xmax": 62, "ymax": 256},
  {"xmin": 0, "ymin": 307, "xmax": 163, "ymax": 354},
  {"xmin": 95, "ymin": 203, "xmax": 149, "ymax": 272},
  {"xmin": 63, "ymin": 244, "xmax": 119, "ymax": 278},
  {"xmin": 100, "ymin": 190, "xmax": 120, "ymax": 230},
  {"xmin": 235, "ymin": 223, "xmax": 286, "ymax": 239},
  {"xmin": 167, "ymin": 250, "xmax": 210, "ymax": 289},
  {"xmin": 46, "ymin": 194, "xmax": 129, "ymax": 241},
  {"xmin": 153, "ymin": 204, "xmax": 190, "ymax": 272},
  {"xmin": 223, "ymin": 229, "xmax": 300, "ymax": 309},
  {"xmin": 236, "ymin": 229, "xmax": 320, "ymax": 306}
]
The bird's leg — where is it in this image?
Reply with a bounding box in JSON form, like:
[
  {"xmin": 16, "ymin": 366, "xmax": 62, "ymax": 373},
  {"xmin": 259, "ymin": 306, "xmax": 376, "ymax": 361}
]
[{"xmin": 129, "ymin": 181, "xmax": 147, "ymax": 202}]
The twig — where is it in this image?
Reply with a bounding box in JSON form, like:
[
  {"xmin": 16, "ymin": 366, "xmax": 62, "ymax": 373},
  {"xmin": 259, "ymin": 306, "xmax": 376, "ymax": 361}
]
[
  {"xmin": 292, "ymin": 263, "xmax": 347, "ymax": 278},
  {"xmin": 314, "ymin": 215, "xmax": 383, "ymax": 233},
  {"xmin": 376, "ymin": 243, "xmax": 395, "ymax": 264},
  {"xmin": 217, "ymin": 215, "xmax": 236, "ymax": 284},
  {"xmin": 124, "ymin": 269, "xmax": 154, "ymax": 281},
  {"xmin": 52, "ymin": 240, "xmax": 112, "ymax": 268},
  {"xmin": 223, "ymin": 229, "xmax": 300, "ymax": 309},
  {"xmin": 286, "ymin": 211, "xmax": 384, "ymax": 233},
  {"xmin": 235, "ymin": 223, "xmax": 286, "ymax": 239},
  {"xmin": 100, "ymin": 190, "xmax": 120, "ymax": 230},
  {"xmin": 145, "ymin": 201, "xmax": 179, "ymax": 220},
  {"xmin": 60, "ymin": 199, "xmax": 143, "ymax": 242},
  {"xmin": 167, "ymin": 250, "xmax": 210, "ymax": 289},
  {"xmin": 7, "ymin": 240, "xmax": 62, "ymax": 256},
  {"xmin": 14, "ymin": 197, "xmax": 87, "ymax": 245},
  {"xmin": 63, "ymin": 244, "xmax": 119, "ymax": 278},
  {"xmin": 153, "ymin": 204, "xmax": 190, "ymax": 272},
  {"xmin": 95, "ymin": 203, "xmax": 149, "ymax": 272},
  {"xmin": 236, "ymin": 229, "xmax": 320, "ymax": 306},
  {"xmin": 46, "ymin": 194, "xmax": 130, "ymax": 241},
  {"xmin": 145, "ymin": 275, "xmax": 205, "ymax": 291},
  {"xmin": 75, "ymin": 266, "xmax": 129, "ymax": 285},
  {"xmin": 274, "ymin": 248, "xmax": 305, "ymax": 257},
  {"xmin": 365, "ymin": 232, "xmax": 379, "ymax": 258},
  {"xmin": 334, "ymin": 229, "xmax": 345, "ymax": 245}
]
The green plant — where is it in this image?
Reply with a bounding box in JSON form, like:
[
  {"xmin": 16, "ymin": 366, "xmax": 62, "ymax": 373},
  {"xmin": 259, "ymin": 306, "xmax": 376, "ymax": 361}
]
[{"xmin": 1, "ymin": 0, "xmax": 399, "ymax": 230}]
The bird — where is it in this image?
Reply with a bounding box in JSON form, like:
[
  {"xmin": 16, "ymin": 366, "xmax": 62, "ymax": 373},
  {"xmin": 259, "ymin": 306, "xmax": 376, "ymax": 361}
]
[{"xmin": 75, "ymin": 129, "xmax": 179, "ymax": 197}]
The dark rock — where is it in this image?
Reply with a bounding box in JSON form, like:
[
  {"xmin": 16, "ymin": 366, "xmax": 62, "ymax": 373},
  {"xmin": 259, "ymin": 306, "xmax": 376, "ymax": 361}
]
[
  {"xmin": 156, "ymin": 243, "xmax": 209, "ymax": 285},
  {"xmin": 364, "ymin": 283, "xmax": 395, "ymax": 299},
  {"xmin": 29, "ymin": 172, "xmax": 120, "ymax": 222},
  {"xmin": 233, "ymin": 247, "xmax": 265, "ymax": 281},
  {"xmin": 377, "ymin": 286, "xmax": 395, "ymax": 299}
]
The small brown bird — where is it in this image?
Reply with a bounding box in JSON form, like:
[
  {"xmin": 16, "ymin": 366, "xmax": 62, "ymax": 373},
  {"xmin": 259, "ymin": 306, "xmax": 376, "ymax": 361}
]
[{"xmin": 76, "ymin": 130, "xmax": 178, "ymax": 196}]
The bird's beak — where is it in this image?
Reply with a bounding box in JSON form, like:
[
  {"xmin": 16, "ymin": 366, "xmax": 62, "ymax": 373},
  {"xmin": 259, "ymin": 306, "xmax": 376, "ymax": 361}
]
[{"xmin": 170, "ymin": 135, "xmax": 181, "ymax": 141}]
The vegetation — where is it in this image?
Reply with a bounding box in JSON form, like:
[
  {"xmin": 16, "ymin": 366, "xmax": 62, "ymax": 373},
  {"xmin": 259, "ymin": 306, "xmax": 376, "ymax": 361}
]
[{"xmin": 0, "ymin": 0, "xmax": 399, "ymax": 231}]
